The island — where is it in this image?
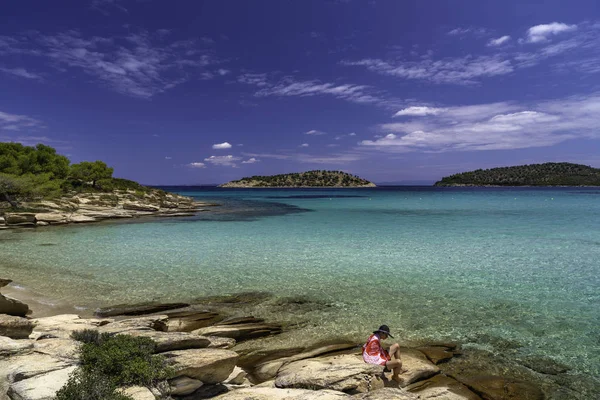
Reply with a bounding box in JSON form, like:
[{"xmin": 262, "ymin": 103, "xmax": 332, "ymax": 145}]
[
  {"xmin": 219, "ymin": 170, "xmax": 376, "ymax": 188},
  {"xmin": 434, "ymin": 162, "xmax": 600, "ymax": 186},
  {"xmin": 0, "ymin": 142, "xmax": 209, "ymax": 229}
]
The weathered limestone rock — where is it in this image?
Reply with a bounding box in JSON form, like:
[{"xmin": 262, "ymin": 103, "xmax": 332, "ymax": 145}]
[
  {"xmin": 0, "ymin": 315, "xmax": 34, "ymax": 339},
  {"xmin": 160, "ymin": 306, "xmax": 222, "ymax": 332},
  {"xmin": 35, "ymin": 221, "xmax": 48, "ymax": 226},
  {"xmin": 458, "ymin": 375, "xmax": 544, "ymax": 400},
  {"xmin": 95, "ymin": 302, "xmax": 189, "ymax": 318},
  {"xmin": 0, "ymin": 294, "xmax": 29, "ymax": 317},
  {"xmin": 417, "ymin": 345, "xmax": 457, "ymax": 365},
  {"xmin": 213, "ymin": 387, "xmax": 351, "ymax": 399},
  {"xmin": 0, "ymin": 336, "xmax": 33, "ymax": 357},
  {"xmin": 352, "ymin": 388, "xmax": 418, "ymax": 399},
  {"xmin": 122, "ymin": 202, "xmax": 160, "ymax": 212},
  {"xmin": 34, "ymin": 213, "xmax": 67, "ymax": 224},
  {"xmin": 5, "ymin": 213, "xmax": 35, "ymax": 225},
  {"xmin": 118, "ymin": 386, "xmax": 155, "ymax": 400},
  {"xmin": 192, "ymin": 322, "xmax": 282, "ymax": 341},
  {"xmin": 405, "ymin": 374, "xmax": 480, "ymax": 399},
  {"xmin": 30, "ymin": 314, "xmax": 112, "ymax": 339},
  {"xmin": 169, "ymin": 376, "xmax": 204, "ymax": 396},
  {"xmin": 33, "ymin": 338, "xmax": 80, "ymax": 362},
  {"xmin": 125, "ymin": 330, "xmax": 211, "ymax": 352},
  {"xmin": 0, "ymin": 216, "xmax": 6, "ymax": 225},
  {"xmin": 6, "ymin": 353, "xmax": 71, "ymax": 383},
  {"xmin": 0, "ymin": 279, "xmax": 11, "ymax": 288},
  {"xmin": 206, "ymin": 336, "xmax": 236, "ymax": 349},
  {"xmin": 7, "ymin": 365, "xmax": 76, "ymax": 400},
  {"xmin": 99, "ymin": 314, "xmax": 168, "ymax": 334},
  {"xmin": 274, "ymin": 354, "xmax": 385, "ymax": 394},
  {"xmin": 163, "ymin": 348, "xmax": 238, "ymax": 384},
  {"xmin": 225, "ymin": 366, "xmax": 248, "ymax": 385},
  {"xmin": 68, "ymin": 215, "xmax": 96, "ymax": 223},
  {"xmin": 392, "ymin": 349, "xmax": 440, "ymax": 387}
]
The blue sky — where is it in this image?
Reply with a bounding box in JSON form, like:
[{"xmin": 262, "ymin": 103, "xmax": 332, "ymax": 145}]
[{"xmin": 1, "ymin": 0, "xmax": 600, "ymax": 184}]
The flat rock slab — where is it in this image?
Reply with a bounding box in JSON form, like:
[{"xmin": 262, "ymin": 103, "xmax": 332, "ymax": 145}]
[
  {"xmin": 7, "ymin": 366, "xmax": 76, "ymax": 400},
  {"xmin": 162, "ymin": 306, "xmax": 222, "ymax": 332},
  {"xmin": 0, "ymin": 336, "xmax": 33, "ymax": 357},
  {"xmin": 0, "ymin": 294, "xmax": 29, "ymax": 317},
  {"xmin": 125, "ymin": 330, "xmax": 211, "ymax": 352},
  {"xmin": 118, "ymin": 386, "xmax": 155, "ymax": 400},
  {"xmin": 406, "ymin": 374, "xmax": 480, "ymax": 400},
  {"xmin": 275, "ymin": 354, "xmax": 384, "ymax": 394},
  {"xmin": 95, "ymin": 302, "xmax": 189, "ymax": 318},
  {"xmin": 352, "ymin": 388, "xmax": 419, "ymax": 399},
  {"xmin": 30, "ymin": 314, "xmax": 112, "ymax": 339},
  {"xmin": 214, "ymin": 387, "xmax": 351, "ymax": 399},
  {"xmin": 163, "ymin": 348, "xmax": 239, "ymax": 384},
  {"xmin": 6, "ymin": 353, "xmax": 71, "ymax": 383},
  {"xmin": 417, "ymin": 346, "xmax": 457, "ymax": 364},
  {"xmin": 33, "ymin": 338, "xmax": 80, "ymax": 362},
  {"xmin": 392, "ymin": 348, "xmax": 440, "ymax": 387},
  {"xmin": 99, "ymin": 314, "xmax": 168, "ymax": 334},
  {"xmin": 459, "ymin": 375, "xmax": 544, "ymax": 400},
  {"xmin": 193, "ymin": 322, "xmax": 282, "ymax": 341},
  {"xmin": 0, "ymin": 315, "xmax": 34, "ymax": 339}
]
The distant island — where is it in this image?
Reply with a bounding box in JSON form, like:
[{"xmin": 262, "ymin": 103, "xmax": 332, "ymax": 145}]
[
  {"xmin": 219, "ymin": 170, "xmax": 376, "ymax": 188},
  {"xmin": 435, "ymin": 162, "xmax": 600, "ymax": 186}
]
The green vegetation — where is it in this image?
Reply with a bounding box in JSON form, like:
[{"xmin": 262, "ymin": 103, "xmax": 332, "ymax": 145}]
[
  {"xmin": 435, "ymin": 162, "xmax": 600, "ymax": 186},
  {"xmin": 56, "ymin": 330, "xmax": 172, "ymax": 400},
  {"xmin": 220, "ymin": 170, "xmax": 375, "ymax": 187}
]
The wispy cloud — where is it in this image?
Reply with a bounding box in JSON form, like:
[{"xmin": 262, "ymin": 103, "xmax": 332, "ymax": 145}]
[
  {"xmin": 487, "ymin": 36, "xmax": 511, "ymax": 47},
  {"xmin": 187, "ymin": 162, "xmax": 206, "ymax": 168},
  {"xmin": 212, "ymin": 142, "xmax": 232, "ymax": 149},
  {"xmin": 0, "ymin": 67, "xmax": 42, "ymax": 80},
  {"xmin": 394, "ymin": 106, "xmax": 446, "ymax": 117},
  {"xmin": 300, "ymin": 143, "xmax": 309, "ymax": 147},
  {"xmin": 361, "ymin": 93, "xmax": 600, "ymax": 152},
  {"xmin": 447, "ymin": 27, "xmax": 488, "ymax": 36},
  {"xmin": 0, "ymin": 110, "xmax": 43, "ymax": 131},
  {"xmin": 0, "ymin": 30, "xmax": 221, "ymax": 98},
  {"xmin": 305, "ymin": 130, "xmax": 326, "ymax": 135},
  {"xmin": 524, "ymin": 22, "xmax": 577, "ymax": 43},
  {"xmin": 204, "ymin": 155, "xmax": 241, "ymax": 167},
  {"xmin": 241, "ymin": 157, "xmax": 259, "ymax": 164}
]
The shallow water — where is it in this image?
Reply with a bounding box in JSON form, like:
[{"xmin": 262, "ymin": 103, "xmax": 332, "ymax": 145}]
[{"xmin": 1, "ymin": 186, "xmax": 599, "ymax": 379}]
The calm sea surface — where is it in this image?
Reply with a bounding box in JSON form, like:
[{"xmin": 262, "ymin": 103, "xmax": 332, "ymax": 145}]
[{"xmin": 1, "ymin": 187, "xmax": 599, "ymax": 378}]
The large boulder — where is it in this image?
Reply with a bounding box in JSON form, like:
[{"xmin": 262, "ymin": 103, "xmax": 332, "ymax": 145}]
[
  {"xmin": 4, "ymin": 213, "xmax": 35, "ymax": 225},
  {"xmin": 125, "ymin": 330, "xmax": 211, "ymax": 352},
  {"xmin": 274, "ymin": 354, "xmax": 385, "ymax": 394},
  {"xmin": 169, "ymin": 376, "xmax": 204, "ymax": 396},
  {"xmin": 405, "ymin": 374, "xmax": 480, "ymax": 399},
  {"xmin": 7, "ymin": 366, "xmax": 77, "ymax": 400},
  {"xmin": 30, "ymin": 314, "xmax": 112, "ymax": 339},
  {"xmin": 0, "ymin": 315, "xmax": 34, "ymax": 339},
  {"xmin": 163, "ymin": 348, "xmax": 238, "ymax": 384},
  {"xmin": 193, "ymin": 322, "xmax": 282, "ymax": 342},
  {"xmin": 213, "ymin": 387, "xmax": 351, "ymax": 399},
  {"xmin": 34, "ymin": 213, "xmax": 67, "ymax": 224},
  {"xmin": 0, "ymin": 294, "xmax": 29, "ymax": 317},
  {"xmin": 0, "ymin": 336, "xmax": 33, "ymax": 357}
]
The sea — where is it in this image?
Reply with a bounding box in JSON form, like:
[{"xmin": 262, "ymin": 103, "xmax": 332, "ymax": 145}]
[{"xmin": 1, "ymin": 186, "xmax": 599, "ymax": 381}]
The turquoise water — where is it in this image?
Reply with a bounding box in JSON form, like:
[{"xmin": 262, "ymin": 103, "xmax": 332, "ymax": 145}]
[{"xmin": 1, "ymin": 187, "xmax": 599, "ymax": 379}]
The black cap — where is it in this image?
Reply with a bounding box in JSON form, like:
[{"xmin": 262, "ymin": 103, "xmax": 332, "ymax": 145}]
[{"xmin": 374, "ymin": 325, "xmax": 394, "ymax": 338}]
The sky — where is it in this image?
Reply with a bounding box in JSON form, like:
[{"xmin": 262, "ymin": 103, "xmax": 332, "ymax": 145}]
[{"xmin": 1, "ymin": 0, "xmax": 600, "ymax": 185}]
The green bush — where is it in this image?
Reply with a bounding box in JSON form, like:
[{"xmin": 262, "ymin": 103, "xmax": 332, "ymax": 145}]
[
  {"xmin": 55, "ymin": 370, "xmax": 132, "ymax": 400},
  {"xmin": 70, "ymin": 328, "xmax": 103, "ymax": 345}
]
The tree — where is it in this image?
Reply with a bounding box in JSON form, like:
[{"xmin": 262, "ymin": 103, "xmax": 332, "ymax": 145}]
[
  {"xmin": 0, "ymin": 172, "xmax": 62, "ymax": 207},
  {"xmin": 70, "ymin": 161, "xmax": 114, "ymax": 188}
]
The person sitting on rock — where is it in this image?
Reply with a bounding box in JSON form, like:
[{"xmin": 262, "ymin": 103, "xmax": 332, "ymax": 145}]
[{"xmin": 362, "ymin": 324, "xmax": 406, "ymax": 381}]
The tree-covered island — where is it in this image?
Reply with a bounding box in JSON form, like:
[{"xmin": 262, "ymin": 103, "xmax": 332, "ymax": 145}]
[
  {"xmin": 219, "ymin": 170, "xmax": 376, "ymax": 188},
  {"xmin": 434, "ymin": 162, "xmax": 600, "ymax": 186}
]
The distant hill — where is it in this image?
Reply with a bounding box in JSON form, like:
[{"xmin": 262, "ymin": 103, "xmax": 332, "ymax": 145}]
[
  {"xmin": 434, "ymin": 162, "xmax": 600, "ymax": 186},
  {"xmin": 219, "ymin": 170, "xmax": 376, "ymax": 188}
]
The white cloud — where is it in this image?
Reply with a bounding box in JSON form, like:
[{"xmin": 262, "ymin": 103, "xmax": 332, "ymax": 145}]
[
  {"xmin": 300, "ymin": 143, "xmax": 309, "ymax": 147},
  {"xmin": 212, "ymin": 142, "xmax": 232, "ymax": 149},
  {"xmin": 217, "ymin": 68, "xmax": 230, "ymax": 76},
  {"xmin": 0, "ymin": 30, "xmax": 219, "ymax": 98},
  {"xmin": 394, "ymin": 106, "xmax": 446, "ymax": 117},
  {"xmin": 241, "ymin": 157, "xmax": 259, "ymax": 164},
  {"xmin": 165, "ymin": 156, "xmax": 172, "ymax": 160},
  {"xmin": 525, "ymin": 22, "xmax": 577, "ymax": 43},
  {"xmin": 204, "ymin": 155, "xmax": 241, "ymax": 167},
  {"xmin": 0, "ymin": 67, "xmax": 42, "ymax": 80},
  {"xmin": 305, "ymin": 130, "xmax": 326, "ymax": 135},
  {"xmin": 488, "ymin": 36, "xmax": 511, "ymax": 47},
  {"xmin": 349, "ymin": 132, "xmax": 356, "ymax": 136},
  {"xmin": 447, "ymin": 27, "xmax": 488, "ymax": 36},
  {"xmin": 188, "ymin": 162, "xmax": 206, "ymax": 168},
  {"xmin": 0, "ymin": 110, "xmax": 43, "ymax": 131},
  {"xmin": 361, "ymin": 94, "xmax": 600, "ymax": 152}
]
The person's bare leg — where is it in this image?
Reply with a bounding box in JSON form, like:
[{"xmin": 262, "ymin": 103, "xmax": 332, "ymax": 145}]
[{"xmin": 387, "ymin": 343, "xmax": 407, "ymax": 379}]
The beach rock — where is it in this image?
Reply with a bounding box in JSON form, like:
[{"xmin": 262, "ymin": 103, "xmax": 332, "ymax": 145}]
[
  {"xmin": 30, "ymin": 314, "xmax": 112, "ymax": 339},
  {"xmin": 193, "ymin": 322, "xmax": 282, "ymax": 342},
  {"xmin": 0, "ymin": 315, "xmax": 34, "ymax": 339},
  {"xmin": 206, "ymin": 336, "xmax": 236, "ymax": 349},
  {"xmin": 214, "ymin": 388, "xmax": 351, "ymax": 400},
  {"xmin": 417, "ymin": 345, "xmax": 457, "ymax": 364},
  {"xmin": 99, "ymin": 314, "xmax": 168, "ymax": 334},
  {"xmin": 0, "ymin": 216, "xmax": 5, "ymax": 225},
  {"xmin": 352, "ymin": 388, "xmax": 419, "ymax": 399},
  {"xmin": 34, "ymin": 213, "xmax": 67, "ymax": 224},
  {"xmin": 33, "ymin": 338, "xmax": 80, "ymax": 362},
  {"xmin": 391, "ymin": 349, "xmax": 440, "ymax": 387},
  {"xmin": 274, "ymin": 354, "xmax": 384, "ymax": 394},
  {"xmin": 95, "ymin": 301, "xmax": 190, "ymax": 318},
  {"xmin": 0, "ymin": 293, "xmax": 29, "ymax": 317},
  {"xmin": 178, "ymin": 383, "xmax": 229, "ymax": 398},
  {"xmin": 118, "ymin": 386, "xmax": 155, "ymax": 400},
  {"xmin": 405, "ymin": 374, "xmax": 480, "ymax": 399},
  {"xmin": 518, "ymin": 355, "xmax": 570, "ymax": 375},
  {"xmin": 6, "ymin": 353, "xmax": 71, "ymax": 383},
  {"xmin": 7, "ymin": 365, "xmax": 76, "ymax": 400},
  {"xmin": 162, "ymin": 307, "xmax": 222, "ymax": 332},
  {"xmin": 125, "ymin": 330, "xmax": 211, "ymax": 352},
  {"xmin": 169, "ymin": 376, "xmax": 204, "ymax": 396},
  {"xmin": 458, "ymin": 375, "xmax": 544, "ymax": 400},
  {"xmin": 35, "ymin": 221, "xmax": 49, "ymax": 226},
  {"xmin": 163, "ymin": 348, "xmax": 239, "ymax": 384},
  {"xmin": 0, "ymin": 336, "xmax": 33, "ymax": 357},
  {"xmin": 122, "ymin": 202, "xmax": 160, "ymax": 212},
  {"xmin": 4, "ymin": 213, "xmax": 35, "ymax": 225},
  {"xmin": 225, "ymin": 366, "xmax": 248, "ymax": 385},
  {"xmin": 0, "ymin": 278, "xmax": 12, "ymax": 288},
  {"xmin": 68, "ymin": 214, "xmax": 96, "ymax": 223}
]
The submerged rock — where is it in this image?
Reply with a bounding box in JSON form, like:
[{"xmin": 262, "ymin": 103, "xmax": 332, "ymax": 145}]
[
  {"xmin": 94, "ymin": 301, "xmax": 190, "ymax": 318},
  {"xmin": 405, "ymin": 374, "xmax": 480, "ymax": 399},
  {"xmin": 459, "ymin": 375, "xmax": 544, "ymax": 400}
]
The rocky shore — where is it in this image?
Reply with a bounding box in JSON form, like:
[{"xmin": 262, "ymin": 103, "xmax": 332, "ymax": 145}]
[
  {"xmin": 1, "ymin": 280, "xmax": 597, "ymax": 400},
  {"xmin": 0, "ymin": 190, "xmax": 217, "ymax": 230}
]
